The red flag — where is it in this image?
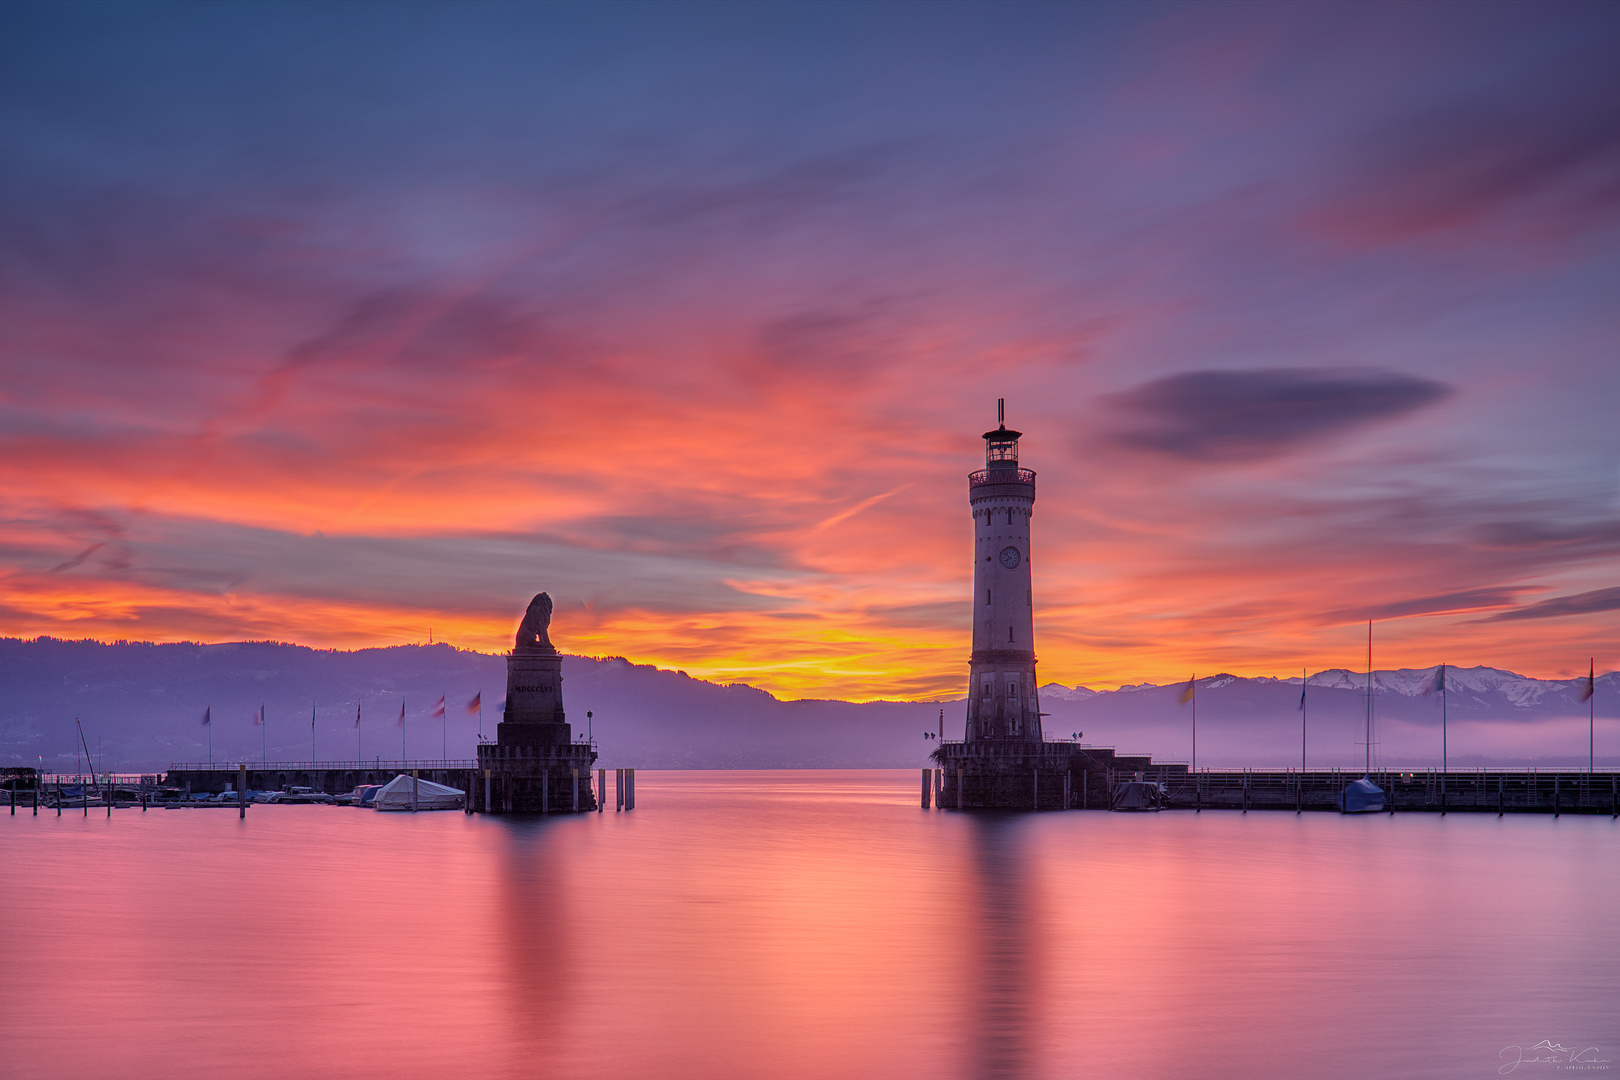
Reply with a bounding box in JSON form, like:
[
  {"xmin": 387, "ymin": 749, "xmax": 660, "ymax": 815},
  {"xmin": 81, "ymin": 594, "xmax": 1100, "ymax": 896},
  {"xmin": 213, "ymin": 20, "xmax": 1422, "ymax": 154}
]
[
  {"xmin": 353, "ymin": 701, "xmax": 361, "ymax": 728},
  {"xmin": 465, "ymin": 691, "xmax": 481, "ymax": 716},
  {"xmin": 397, "ymin": 700, "xmax": 406, "ymax": 726},
  {"xmin": 1580, "ymin": 661, "xmax": 1595, "ymax": 703},
  {"xmin": 252, "ymin": 706, "xmax": 264, "ymax": 726},
  {"xmin": 431, "ymin": 695, "xmax": 446, "ymax": 719}
]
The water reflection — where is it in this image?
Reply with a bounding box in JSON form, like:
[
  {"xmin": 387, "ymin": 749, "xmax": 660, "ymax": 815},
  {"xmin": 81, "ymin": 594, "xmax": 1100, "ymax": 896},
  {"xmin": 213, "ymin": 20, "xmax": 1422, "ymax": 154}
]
[
  {"xmin": 966, "ymin": 815, "xmax": 1034, "ymax": 1080},
  {"xmin": 2, "ymin": 773, "xmax": 1618, "ymax": 1080},
  {"xmin": 494, "ymin": 818, "xmax": 574, "ymax": 1056}
]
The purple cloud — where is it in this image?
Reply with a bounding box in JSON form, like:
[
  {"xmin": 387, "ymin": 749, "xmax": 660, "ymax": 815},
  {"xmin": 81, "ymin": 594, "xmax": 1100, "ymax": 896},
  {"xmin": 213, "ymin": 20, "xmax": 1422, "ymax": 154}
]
[{"xmin": 1103, "ymin": 368, "xmax": 1451, "ymax": 462}]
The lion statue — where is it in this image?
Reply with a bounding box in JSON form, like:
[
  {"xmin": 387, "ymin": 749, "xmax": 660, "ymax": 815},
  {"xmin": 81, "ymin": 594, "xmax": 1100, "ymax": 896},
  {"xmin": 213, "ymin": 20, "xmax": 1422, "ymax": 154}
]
[{"xmin": 514, "ymin": 592, "xmax": 555, "ymax": 651}]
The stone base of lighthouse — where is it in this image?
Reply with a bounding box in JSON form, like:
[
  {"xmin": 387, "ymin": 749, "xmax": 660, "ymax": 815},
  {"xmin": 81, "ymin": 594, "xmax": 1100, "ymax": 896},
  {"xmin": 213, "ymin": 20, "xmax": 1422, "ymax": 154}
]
[
  {"xmin": 932, "ymin": 740, "xmax": 1189, "ymax": 810},
  {"xmin": 473, "ymin": 649, "xmax": 597, "ymax": 813}
]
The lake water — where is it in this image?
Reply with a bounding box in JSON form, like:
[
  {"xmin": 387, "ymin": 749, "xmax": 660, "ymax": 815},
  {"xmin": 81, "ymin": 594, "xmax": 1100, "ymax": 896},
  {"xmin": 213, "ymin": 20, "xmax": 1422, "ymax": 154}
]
[{"xmin": 2, "ymin": 770, "xmax": 1617, "ymax": 1079}]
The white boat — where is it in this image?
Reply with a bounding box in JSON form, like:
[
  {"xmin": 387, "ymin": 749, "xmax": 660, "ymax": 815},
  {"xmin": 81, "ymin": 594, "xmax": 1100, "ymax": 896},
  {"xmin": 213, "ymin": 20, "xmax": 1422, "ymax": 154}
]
[{"xmin": 372, "ymin": 774, "xmax": 464, "ymax": 811}]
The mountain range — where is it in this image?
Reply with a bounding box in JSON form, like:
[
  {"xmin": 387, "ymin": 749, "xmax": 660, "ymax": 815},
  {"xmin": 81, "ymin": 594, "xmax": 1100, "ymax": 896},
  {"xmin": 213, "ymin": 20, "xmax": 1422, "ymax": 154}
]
[{"xmin": 1, "ymin": 637, "xmax": 1613, "ymax": 773}]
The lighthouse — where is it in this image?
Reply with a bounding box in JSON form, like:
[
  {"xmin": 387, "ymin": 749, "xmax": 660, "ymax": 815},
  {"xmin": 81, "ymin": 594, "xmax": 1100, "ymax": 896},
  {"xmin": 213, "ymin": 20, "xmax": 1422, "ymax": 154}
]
[
  {"xmin": 966, "ymin": 400, "xmax": 1041, "ymax": 743},
  {"xmin": 934, "ymin": 401, "xmax": 1080, "ymax": 809},
  {"xmin": 930, "ymin": 403, "xmax": 1191, "ymax": 809}
]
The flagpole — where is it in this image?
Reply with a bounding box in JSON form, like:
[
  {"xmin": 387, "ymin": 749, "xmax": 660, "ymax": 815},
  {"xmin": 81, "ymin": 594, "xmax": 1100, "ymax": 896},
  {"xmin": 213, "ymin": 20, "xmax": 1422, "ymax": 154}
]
[
  {"xmin": 357, "ymin": 698, "xmax": 362, "ymax": 764},
  {"xmin": 443, "ymin": 691, "xmax": 447, "ymax": 760},
  {"xmin": 1445, "ymin": 660, "xmax": 1458, "ymax": 786},
  {"xmin": 262, "ymin": 703, "xmax": 267, "ymax": 766},
  {"xmin": 1301, "ymin": 667, "xmax": 1307, "ymax": 773},
  {"xmin": 311, "ymin": 702, "xmax": 316, "ymax": 765},
  {"xmin": 1190, "ymin": 674, "xmax": 1197, "ymax": 776},
  {"xmin": 1590, "ymin": 658, "xmax": 1595, "ymax": 776}
]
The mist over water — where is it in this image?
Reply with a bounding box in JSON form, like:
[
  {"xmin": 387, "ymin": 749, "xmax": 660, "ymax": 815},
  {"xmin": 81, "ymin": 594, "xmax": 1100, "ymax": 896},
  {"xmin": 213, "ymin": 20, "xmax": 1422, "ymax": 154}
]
[{"xmin": 3, "ymin": 771, "xmax": 1617, "ymax": 1079}]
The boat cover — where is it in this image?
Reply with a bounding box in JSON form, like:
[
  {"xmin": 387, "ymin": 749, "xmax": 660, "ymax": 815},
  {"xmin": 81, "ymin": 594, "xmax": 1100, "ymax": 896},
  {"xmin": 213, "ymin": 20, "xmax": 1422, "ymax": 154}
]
[
  {"xmin": 1337, "ymin": 776, "xmax": 1386, "ymax": 813},
  {"xmin": 373, "ymin": 773, "xmax": 465, "ymax": 811},
  {"xmin": 1111, "ymin": 780, "xmax": 1166, "ymax": 811}
]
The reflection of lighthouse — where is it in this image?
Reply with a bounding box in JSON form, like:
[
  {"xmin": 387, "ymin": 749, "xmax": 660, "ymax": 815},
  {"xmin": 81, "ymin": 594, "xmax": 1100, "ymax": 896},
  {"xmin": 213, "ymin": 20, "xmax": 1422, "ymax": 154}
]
[{"xmin": 966, "ymin": 402, "xmax": 1041, "ymax": 744}]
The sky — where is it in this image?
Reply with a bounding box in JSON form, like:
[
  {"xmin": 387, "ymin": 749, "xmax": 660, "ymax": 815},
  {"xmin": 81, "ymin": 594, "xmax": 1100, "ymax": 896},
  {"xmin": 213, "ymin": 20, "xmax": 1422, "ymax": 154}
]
[{"xmin": 1, "ymin": 1, "xmax": 1617, "ymax": 700}]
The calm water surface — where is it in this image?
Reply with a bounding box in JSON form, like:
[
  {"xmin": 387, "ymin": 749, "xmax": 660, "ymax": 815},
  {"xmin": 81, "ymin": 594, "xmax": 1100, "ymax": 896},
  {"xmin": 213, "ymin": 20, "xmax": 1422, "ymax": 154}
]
[{"xmin": 2, "ymin": 770, "xmax": 1617, "ymax": 1080}]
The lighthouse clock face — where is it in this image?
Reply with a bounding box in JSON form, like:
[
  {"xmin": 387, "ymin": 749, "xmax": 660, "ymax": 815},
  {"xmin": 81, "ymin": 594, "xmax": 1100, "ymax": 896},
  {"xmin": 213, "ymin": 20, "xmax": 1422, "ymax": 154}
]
[{"xmin": 999, "ymin": 545, "xmax": 1021, "ymax": 569}]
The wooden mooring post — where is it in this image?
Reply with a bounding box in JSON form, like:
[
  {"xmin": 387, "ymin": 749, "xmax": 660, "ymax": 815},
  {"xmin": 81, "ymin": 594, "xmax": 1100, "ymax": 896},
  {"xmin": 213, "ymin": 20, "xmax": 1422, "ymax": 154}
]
[
  {"xmin": 598, "ymin": 768, "xmax": 606, "ymax": 813},
  {"xmin": 573, "ymin": 769, "xmax": 580, "ymax": 813},
  {"xmin": 238, "ymin": 762, "xmax": 247, "ymax": 819},
  {"xmin": 625, "ymin": 768, "xmax": 635, "ymax": 810},
  {"xmin": 921, "ymin": 769, "xmax": 931, "ymax": 809}
]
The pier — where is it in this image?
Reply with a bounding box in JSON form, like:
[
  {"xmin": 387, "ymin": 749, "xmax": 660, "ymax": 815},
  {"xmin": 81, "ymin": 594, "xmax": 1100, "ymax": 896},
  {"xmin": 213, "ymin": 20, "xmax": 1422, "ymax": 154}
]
[
  {"xmin": 166, "ymin": 759, "xmax": 478, "ymax": 796},
  {"xmin": 925, "ymin": 744, "xmax": 1620, "ymax": 814}
]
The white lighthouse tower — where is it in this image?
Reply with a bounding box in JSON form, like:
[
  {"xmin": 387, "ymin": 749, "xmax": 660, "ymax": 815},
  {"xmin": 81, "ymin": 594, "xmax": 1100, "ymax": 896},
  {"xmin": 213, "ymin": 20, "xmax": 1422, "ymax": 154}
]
[
  {"xmin": 966, "ymin": 400, "xmax": 1042, "ymax": 744},
  {"xmin": 934, "ymin": 400, "xmax": 1079, "ymax": 810}
]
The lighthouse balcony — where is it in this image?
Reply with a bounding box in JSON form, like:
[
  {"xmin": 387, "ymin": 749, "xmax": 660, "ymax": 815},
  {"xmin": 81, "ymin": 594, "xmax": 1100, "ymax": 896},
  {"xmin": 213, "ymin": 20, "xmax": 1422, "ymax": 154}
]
[{"xmin": 968, "ymin": 467, "xmax": 1035, "ymax": 488}]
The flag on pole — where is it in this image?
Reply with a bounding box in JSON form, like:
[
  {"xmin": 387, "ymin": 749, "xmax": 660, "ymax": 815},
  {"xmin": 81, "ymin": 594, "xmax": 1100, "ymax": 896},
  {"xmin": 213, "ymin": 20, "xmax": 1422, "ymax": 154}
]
[
  {"xmin": 431, "ymin": 695, "xmax": 446, "ymax": 720},
  {"xmin": 1178, "ymin": 676, "xmax": 1196, "ymax": 705},
  {"xmin": 354, "ymin": 701, "xmax": 361, "ymax": 728},
  {"xmin": 1425, "ymin": 665, "xmax": 1445, "ymax": 696},
  {"xmin": 1580, "ymin": 661, "xmax": 1595, "ymax": 703},
  {"xmin": 253, "ymin": 706, "xmax": 264, "ymax": 725},
  {"xmin": 1298, "ymin": 683, "xmax": 1307, "ymax": 710},
  {"xmin": 201, "ymin": 706, "xmax": 211, "ymax": 726},
  {"xmin": 466, "ymin": 691, "xmax": 481, "ymax": 715},
  {"xmin": 397, "ymin": 700, "xmax": 406, "ymax": 726}
]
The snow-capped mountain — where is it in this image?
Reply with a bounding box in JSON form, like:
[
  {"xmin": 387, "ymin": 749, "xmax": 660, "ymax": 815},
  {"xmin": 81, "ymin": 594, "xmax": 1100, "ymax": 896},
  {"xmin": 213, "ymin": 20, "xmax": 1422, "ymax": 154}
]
[{"xmin": 1, "ymin": 639, "xmax": 1614, "ymax": 771}]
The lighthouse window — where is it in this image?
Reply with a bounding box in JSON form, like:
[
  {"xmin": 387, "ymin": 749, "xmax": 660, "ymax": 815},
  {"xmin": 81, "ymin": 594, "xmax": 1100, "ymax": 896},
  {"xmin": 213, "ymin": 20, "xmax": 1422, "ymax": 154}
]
[
  {"xmin": 1008, "ymin": 625, "xmax": 1015, "ymax": 642},
  {"xmin": 982, "ymin": 680, "xmax": 992, "ymax": 698},
  {"xmin": 1008, "ymin": 682, "xmax": 1018, "ymax": 698},
  {"xmin": 985, "ymin": 589, "xmax": 991, "ymax": 605}
]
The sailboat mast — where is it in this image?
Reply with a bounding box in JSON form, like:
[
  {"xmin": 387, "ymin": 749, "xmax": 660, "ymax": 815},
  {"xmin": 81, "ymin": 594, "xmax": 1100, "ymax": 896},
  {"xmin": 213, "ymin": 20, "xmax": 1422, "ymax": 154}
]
[{"xmin": 1365, "ymin": 620, "xmax": 1373, "ymax": 776}]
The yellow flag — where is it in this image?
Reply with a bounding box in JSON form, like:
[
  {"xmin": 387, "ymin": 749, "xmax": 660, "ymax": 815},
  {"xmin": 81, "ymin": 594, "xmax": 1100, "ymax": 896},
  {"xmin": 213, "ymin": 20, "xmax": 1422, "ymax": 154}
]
[{"xmin": 1178, "ymin": 676, "xmax": 1195, "ymax": 705}]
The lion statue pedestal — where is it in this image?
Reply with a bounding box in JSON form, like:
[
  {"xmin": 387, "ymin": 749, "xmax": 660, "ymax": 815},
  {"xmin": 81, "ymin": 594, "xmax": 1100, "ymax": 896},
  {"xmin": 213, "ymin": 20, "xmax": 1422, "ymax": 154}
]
[{"xmin": 474, "ymin": 592, "xmax": 599, "ymax": 813}]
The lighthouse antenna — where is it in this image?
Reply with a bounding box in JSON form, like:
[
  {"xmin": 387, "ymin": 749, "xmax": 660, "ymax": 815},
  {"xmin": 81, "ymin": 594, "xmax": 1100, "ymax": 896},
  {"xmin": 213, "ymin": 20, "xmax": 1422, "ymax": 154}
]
[{"xmin": 997, "ymin": 398, "xmax": 1004, "ymax": 428}]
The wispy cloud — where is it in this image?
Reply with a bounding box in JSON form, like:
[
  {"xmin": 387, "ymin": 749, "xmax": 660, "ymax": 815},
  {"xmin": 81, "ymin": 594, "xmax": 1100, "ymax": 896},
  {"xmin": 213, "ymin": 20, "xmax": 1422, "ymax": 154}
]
[{"xmin": 1481, "ymin": 587, "xmax": 1620, "ymax": 623}]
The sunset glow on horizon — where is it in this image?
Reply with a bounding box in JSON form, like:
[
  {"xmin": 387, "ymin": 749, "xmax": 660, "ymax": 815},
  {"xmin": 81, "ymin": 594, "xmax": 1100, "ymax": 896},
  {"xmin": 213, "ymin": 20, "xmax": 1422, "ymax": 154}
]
[{"xmin": 2, "ymin": 3, "xmax": 1617, "ymax": 699}]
